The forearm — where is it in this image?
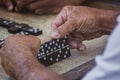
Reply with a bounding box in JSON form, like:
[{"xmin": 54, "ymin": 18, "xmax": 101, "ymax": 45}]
[{"xmin": 99, "ymin": 9, "xmax": 120, "ymax": 34}]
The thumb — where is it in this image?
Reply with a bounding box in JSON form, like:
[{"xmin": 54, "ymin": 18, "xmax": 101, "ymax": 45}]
[{"xmin": 51, "ymin": 20, "xmax": 76, "ymax": 39}]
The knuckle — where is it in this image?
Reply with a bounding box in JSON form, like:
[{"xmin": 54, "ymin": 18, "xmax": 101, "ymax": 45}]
[{"xmin": 29, "ymin": 35, "xmax": 41, "ymax": 43}]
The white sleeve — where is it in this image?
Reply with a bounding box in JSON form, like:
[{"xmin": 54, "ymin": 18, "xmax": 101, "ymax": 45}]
[{"xmin": 82, "ymin": 15, "xmax": 120, "ymax": 80}]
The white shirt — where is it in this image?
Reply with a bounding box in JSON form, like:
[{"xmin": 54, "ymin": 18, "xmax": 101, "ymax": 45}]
[{"xmin": 82, "ymin": 16, "xmax": 120, "ymax": 80}]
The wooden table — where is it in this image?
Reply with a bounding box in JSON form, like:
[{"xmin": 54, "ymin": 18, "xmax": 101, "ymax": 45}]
[{"xmin": 0, "ymin": 0, "xmax": 119, "ymax": 80}]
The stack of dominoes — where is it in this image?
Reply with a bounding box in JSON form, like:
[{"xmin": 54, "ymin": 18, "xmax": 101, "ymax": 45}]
[{"xmin": 37, "ymin": 36, "xmax": 71, "ymax": 66}]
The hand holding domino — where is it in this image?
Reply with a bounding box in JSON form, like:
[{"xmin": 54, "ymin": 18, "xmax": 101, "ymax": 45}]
[{"xmin": 0, "ymin": 36, "xmax": 71, "ymax": 66}]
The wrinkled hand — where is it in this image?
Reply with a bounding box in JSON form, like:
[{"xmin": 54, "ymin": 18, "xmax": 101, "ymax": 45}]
[
  {"xmin": 51, "ymin": 6, "xmax": 119, "ymax": 51},
  {"xmin": 26, "ymin": 0, "xmax": 85, "ymax": 14},
  {"xmin": 0, "ymin": 35, "xmax": 64, "ymax": 80}
]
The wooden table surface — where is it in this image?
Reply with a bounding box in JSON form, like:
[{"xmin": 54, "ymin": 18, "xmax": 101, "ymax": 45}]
[{"xmin": 1, "ymin": 0, "xmax": 118, "ymax": 79}]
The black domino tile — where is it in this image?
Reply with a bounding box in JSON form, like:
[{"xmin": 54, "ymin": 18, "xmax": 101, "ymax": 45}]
[
  {"xmin": 17, "ymin": 31, "xmax": 29, "ymax": 35},
  {"xmin": 37, "ymin": 36, "xmax": 71, "ymax": 66},
  {"xmin": 20, "ymin": 23, "xmax": 29, "ymax": 28},
  {"xmin": 20, "ymin": 23, "xmax": 42, "ymax": 36},
  {"xmin": 26, "ymin": 28, "xmax": 42, "ymax": 36},
  {"xmin": 8, "ymin": 27, "xmax": 21, "ymax": 34},
  {"xmin": 0, "ymin": 18, "xmax": 18, "ymax": 28},
  {"xmin": 0, "ymin": 39, "xmax": 4, "ymax": 48}
]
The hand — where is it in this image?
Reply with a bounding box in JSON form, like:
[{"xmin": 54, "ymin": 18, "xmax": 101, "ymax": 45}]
[
  {"xmin": 0, "ymin": 35, "xmax": 40, "ymax": 79},
  {"xmin": 50, "ymin": 6, "xmax": 119, "ymax": 51},
  {"xmin": 0, "ymin": 0, "xmax": 14, "ymax": 11},
  {"xmin": 15, "ymin": 0, "xmax": 34, "ymax": 11},
  {"xmin": 0, "ymin": 0, "xmax": 34, "ymax": 12},
  {"xmin": 0, "ymin": 35, "xmax": 64, "ymax": 80},
  {"xmin": 26, "ymin": 0, "xmax": 86, "ymax": 14}
]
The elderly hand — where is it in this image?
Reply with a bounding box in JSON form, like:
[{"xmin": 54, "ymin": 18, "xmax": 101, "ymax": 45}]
[
  {"xmin": 0, "ymin": 35, "xmax": 64, "ymax": 80},
  {"xmin": 51, "ymin": 6, "xmax": 119, "ymax": 51},
  {"xmin": 25, "ymin": 0, "xmax": 86, "ymax": 14}
]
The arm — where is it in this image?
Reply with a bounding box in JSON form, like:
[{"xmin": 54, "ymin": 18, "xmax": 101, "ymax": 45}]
[{"xmin": 82, "ymin": 15, "xmax": 120, "ymax": 80}]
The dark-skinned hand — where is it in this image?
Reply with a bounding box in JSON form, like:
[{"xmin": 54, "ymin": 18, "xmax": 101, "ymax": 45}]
[
  {"xmin": 0, "ymin": 0, "xmax": 86, "ymax": 14},
  {"xmin": 26, "ymin": 0, "xmax": 86, "ymax": 14}
]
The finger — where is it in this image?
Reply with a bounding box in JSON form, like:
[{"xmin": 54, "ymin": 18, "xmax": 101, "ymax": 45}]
[
  {"xmin": 34, "ymin": 8, "xmax": 48, "ymax": 15},
  {"xmin": 51, "ymin": 7, "xmax": 69, "ymax": 32},
  {"xmin": 15, "ymin": 0, "xmax": 34, "ymax": 11},
  {"xmin": 69, "ymin": 37, "xmax": 86, "ymax": 51},
  {"xmin": 69, "ymin": 40, "xmax": 78, "ymax": 49},
  {"xmin": 3, "ymin": 0, "xmax": 13, "ymax": 11},
  {"xmin": 69, "ymin": 40, "xmax": 86, "ymax": 51},
  {"xmin": 35, "ymin": 7, "xmax": 61, "ymax": 15},
  {"xmin": 28, "ymin": 1, "xmax": 47, "ymax": 12},
  {"xmin": 51, "ymin": 20, "xmax": 76, "ymax": 39}
]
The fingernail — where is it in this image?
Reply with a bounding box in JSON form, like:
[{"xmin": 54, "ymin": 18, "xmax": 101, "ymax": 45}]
[{"xmin": 51, "ymin": 31, "xmax": 60, "ymax": 38}]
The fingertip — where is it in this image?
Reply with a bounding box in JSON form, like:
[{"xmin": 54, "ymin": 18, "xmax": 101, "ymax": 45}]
[
  {"xmin": 77, "ymin": 44, "xmax": 86, "ymax": 51},
  {"xmin": 50, "ymin": 30, "xmax": 61, "ymax": 39}
]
